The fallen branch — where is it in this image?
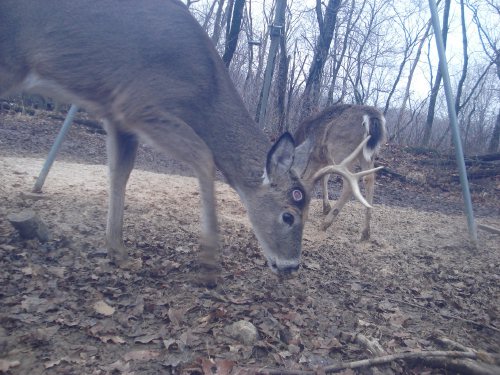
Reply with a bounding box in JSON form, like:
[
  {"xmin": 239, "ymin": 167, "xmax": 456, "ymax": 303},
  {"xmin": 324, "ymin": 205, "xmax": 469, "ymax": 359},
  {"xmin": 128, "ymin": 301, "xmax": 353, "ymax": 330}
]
[
  {"xmin": 241, "ymin": 350, "xmax": 499, "ymax": 375},
  {"xmin": 433, "ymin": 336, "xmax": 473, "ymax": 352},
  {"xmin": 457, "ymin": 167, "xmax": 500, "ymax": 180},
  {"xmin": 477, "ymin": 223, "xmax": 500, "ymax": 235},
  {"xmin": 362, "ymin": 292, "xmax": 500, "ymax": 333},
  {"xmin": 355, "ymin": 334, "xmax": 387, "ymax": 356},
  {"xmin": 322, "ymin": 350, "xmax": 478, "ymax": 373},
  {"xmin": 409, "ymin": 356, "xmax": 500, "ymax": 375},
  {"xmin": 375, "ymin": 164, "xmax": 408, "ymax": 182},
  {"xmin": 355, "ymin": 334, "xmax": 394, "ymax": 375}
]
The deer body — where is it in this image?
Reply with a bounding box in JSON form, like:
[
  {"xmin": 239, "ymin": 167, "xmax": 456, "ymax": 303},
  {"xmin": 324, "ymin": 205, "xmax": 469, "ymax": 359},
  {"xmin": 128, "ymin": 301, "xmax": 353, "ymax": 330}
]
[
  {"xmin": 0, "ymin": 0, "xmax": 309, "ymax": 278},
  {"xmin": 294, "ymin": 104, "xmax": 387, "ymax": 240}
]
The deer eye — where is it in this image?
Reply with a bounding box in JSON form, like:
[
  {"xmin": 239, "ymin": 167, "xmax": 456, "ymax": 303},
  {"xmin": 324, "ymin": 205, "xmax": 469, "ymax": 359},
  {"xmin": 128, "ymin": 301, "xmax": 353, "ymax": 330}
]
[
  {"xmin": 282, "ymin": 212, "xmax": 295, "ymax": 226},
  {"xmin": 291, "ymin": 189, "xmax": 304, "ymax": 203}
]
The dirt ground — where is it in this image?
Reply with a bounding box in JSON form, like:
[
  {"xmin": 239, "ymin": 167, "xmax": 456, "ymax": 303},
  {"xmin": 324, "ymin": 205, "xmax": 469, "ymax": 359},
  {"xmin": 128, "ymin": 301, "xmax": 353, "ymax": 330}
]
[{"xmin": 0, "ymin": 111, "xmax": 499, "ymax": 374}]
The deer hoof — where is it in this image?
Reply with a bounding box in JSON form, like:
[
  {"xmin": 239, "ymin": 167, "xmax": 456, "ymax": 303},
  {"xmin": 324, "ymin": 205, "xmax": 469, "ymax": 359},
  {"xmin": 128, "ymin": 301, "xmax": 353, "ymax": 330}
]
[
  {"xmin": 323, "ymin": 205, "xmax": 331, "ymax": 215},
  {"xmin": 361, "ymin": 230, "xmax": 370, "ymax": 241},
  {"xmin": 195, "ymin": 261, "xmax": 220, "ymax": 288},
  {"xmin": 108, "ymin": 246, "xmax": 128, "ymax": 265},
  {"xmin": 321, "ymin": 221, "xmax": 331, "ymax": 231}
]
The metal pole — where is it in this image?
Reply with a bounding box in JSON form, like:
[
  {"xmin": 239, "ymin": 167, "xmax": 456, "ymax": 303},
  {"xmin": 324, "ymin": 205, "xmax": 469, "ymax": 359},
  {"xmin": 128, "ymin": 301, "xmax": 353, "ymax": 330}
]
[
  {"xmin": 428, "ymin": 0, "xmax": 477, "ymax": 244},
  {"xmin": 32, "ymin": 104, "xmax": 79, "ymax": 193}
]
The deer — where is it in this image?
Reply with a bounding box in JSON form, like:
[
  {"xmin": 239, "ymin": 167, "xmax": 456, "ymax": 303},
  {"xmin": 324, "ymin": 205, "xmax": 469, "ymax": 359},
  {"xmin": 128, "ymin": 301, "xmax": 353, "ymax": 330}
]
[
  {"xmin": 294, "ymin": 104, "xmax": 387, "ymax": 240},
  {"xmin": 0, "ymin": 0, "xmax": 379, "ymax": 284}
]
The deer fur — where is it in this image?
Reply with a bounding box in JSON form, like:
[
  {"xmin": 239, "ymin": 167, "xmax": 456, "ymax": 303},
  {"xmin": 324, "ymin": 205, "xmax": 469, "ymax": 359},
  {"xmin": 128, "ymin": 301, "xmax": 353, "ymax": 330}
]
[
  {"xmin": 294, "ymin": 104, "xmax": 387, "ymax": 240},
  {"xmin": 0, "ymin": 0, "xmax": 312, "ymax": 280}
]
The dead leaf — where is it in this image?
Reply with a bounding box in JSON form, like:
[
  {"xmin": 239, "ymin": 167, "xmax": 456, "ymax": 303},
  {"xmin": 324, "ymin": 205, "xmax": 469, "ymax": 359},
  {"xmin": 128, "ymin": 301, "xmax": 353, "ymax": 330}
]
[
  {"xmin": 123, "ymin": 350, "xmax": 160, "ymax": 362},
  {"xmin": 215, "ymin": 359, "xmax": 234, "ymax": 375},
  {"xmin": 93, "ymin": 300, "xmax": 115, "ymax": 316},
  {"xmin": 44, "ymin": 357, "xmax": 83, "ymax": 369},
  {"xmin": 0, "ymin": 359, "xmax": 20, "ymax": 372},
  {"xmin": 21, "ymin": 266, "xmax": 33, "ymax": 275},
  {"xmin": 100, "ymin": 335, "xmax": 126, "ymax": 344},
  {"xmin": 163, "ymin": 338, "xmax": 184, "ymax": 352},
  {"xmin": 46, "ymin": 266, "xmax": 66, "ymax": 278},
  {"xmin": 100, "ymin": 359, "xmax": 130, "ymax": 372},
  {"xmin": 167, "ymin": 307, "xmax": 186, "ymax": 326},
  {"xmin": 134, "ymin": 333, "xmax": 161, "ymax": 344},
  {"xmin": 201, "ymin": 358, "xmax": 216, "ymax": 375}
]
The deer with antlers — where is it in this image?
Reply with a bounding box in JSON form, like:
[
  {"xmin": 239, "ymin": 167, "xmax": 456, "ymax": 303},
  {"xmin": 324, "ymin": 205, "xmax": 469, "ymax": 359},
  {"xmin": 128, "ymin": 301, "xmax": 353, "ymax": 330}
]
[
  {"xmin": 294, "ymin": 104, "xmax": 387, "ymax": 240},
  {"xmin": 0, "ymin": 1, "xmax": 380, "ymax": 283}
]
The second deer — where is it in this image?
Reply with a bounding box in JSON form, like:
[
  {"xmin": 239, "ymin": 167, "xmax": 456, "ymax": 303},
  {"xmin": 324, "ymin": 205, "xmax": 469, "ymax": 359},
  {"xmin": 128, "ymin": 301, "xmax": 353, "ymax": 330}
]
[{"xmin": 294, "ymin": 104, "xmax": 387, "ymax": 240}]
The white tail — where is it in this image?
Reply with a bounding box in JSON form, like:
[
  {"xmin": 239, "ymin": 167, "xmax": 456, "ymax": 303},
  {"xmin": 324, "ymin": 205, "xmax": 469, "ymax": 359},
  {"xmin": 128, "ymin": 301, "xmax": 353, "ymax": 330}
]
[
  {"xmin": 0, "ymin": 0, "xmax": 310, "ymax": 280},
  {"xmin": 293, "ymin": 104, "xmax": 387, "ymax": 240}
]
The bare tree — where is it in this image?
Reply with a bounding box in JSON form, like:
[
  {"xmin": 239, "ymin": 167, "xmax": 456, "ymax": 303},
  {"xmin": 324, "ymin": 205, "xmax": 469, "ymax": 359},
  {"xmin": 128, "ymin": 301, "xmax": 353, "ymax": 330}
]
[
  {"xmin": 276, "ymin": 29, "xmax": 290, "ymax": 134},
  {"xmin": 300, "ymin": 0, "xmax": 341, "ymax": 121},
  {"xmin": 383, "ymin": 4, "xmax": 427, "ymax": 115},
  {"xmin": 326, "ymin": 0, "xmax": 362, "ymax": 106},
  {"xmin": 434, "ymin": 0, "xmax": 496, "ymax": 149},
  {"xmin": 468, "ymin": 0, "xmax": 499, "ymax": 152},
  {"xmin": 255, "ymin": 0, "xmax": 287, "ymax": 126},
  {"xmin": 211, "ymin": 0, "xmax": 227, "ymax": 46},
  {"xmin": 421, "ymin": 0, "xmax": 451, "ymax": 147},
  {"xmin": 222, "ymin": 0, "xmax": 245, "ymax": 67}
]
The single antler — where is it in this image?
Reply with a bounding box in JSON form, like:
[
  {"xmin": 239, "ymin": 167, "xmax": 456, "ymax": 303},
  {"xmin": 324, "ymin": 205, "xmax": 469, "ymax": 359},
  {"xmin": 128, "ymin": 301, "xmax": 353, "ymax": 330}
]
[{"xmin": 311, "ymin": 136, "xmax": 384, "ymax": 208}]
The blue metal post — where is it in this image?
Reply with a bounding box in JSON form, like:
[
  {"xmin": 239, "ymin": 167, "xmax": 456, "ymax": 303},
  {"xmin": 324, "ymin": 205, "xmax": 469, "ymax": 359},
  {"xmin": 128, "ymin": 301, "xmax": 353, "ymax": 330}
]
[
  {"xmin": 32, "ymin": 104, "xmax": 79, "ymax": 193},
  {"xmin": 428, "ymin": 0, "xmax": 477, "ymax": 244}
]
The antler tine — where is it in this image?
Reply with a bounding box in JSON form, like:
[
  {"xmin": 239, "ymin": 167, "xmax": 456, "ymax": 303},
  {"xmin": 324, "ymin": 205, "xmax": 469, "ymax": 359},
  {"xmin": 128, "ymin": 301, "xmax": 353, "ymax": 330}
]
[
  {"xmin": 311, "ymin": 136, "xmax": 385, "ymax": 209},
  {"xmin": 342, "ymin": 135, "xmax": 371, "ymax": 166}
]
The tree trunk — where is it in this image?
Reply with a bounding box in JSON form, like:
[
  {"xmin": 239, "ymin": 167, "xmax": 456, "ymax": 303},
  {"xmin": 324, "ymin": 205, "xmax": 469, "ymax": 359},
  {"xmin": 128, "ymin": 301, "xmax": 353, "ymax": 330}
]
[
  {"xmin": 222, "ymin": 0, "xmax": 245, "ymax": 68},
  {"xmin": 276, "ymin": 34, "xmax": 289, "ymax": 135},
  {"xmin": 202, "ymin": 0, "xmax": 219, "ymax": 32},
  {"xmin": 393, "ymin": 21, "xmax": 432, "ymax": 143},
  {"xmin": 326, "ymin": 0, "xmax": 358, "ymax": 106},
  {"xmin": 300, "ymin": 0, "xmax": 341, "ymax": 121},
  {"xmin": 488, "ymin": 109, "xmax": 500, "ymax": 153},
  {"xmin": 255, "ymin": 0, "xmax": 287, "ymax": 126},
  {"xmin": 211, "ymin": 0, "xmax": 226, "ymax": 47},
  {"xmin": 421, "ymin": 0, "xmax": 451, "ymax": 147}
]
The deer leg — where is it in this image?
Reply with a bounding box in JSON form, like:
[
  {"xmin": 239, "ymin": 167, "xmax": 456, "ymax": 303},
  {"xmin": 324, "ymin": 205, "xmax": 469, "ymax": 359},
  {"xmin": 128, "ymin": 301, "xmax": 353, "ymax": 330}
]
[
  {"xmin": 322, "ymin": 174, "xmax": 331, "ymax": 214},
  {"xmin": 104, "ymin": 122, "xmax": 138, "ymax": 266},
  {"xmin": 194, "ymin": 163, "xmax": 220, "ymax": 287},
  {"xmin": 133, "ymin": 114, "xmax": 220, "ymax": 286},
  {"xmin": 322, "ymin": 177, "xmax": 352, "ymax": 231},
  {"xmin": 361, "ymin": 166, "xmax": 375, "ymax": 241}
]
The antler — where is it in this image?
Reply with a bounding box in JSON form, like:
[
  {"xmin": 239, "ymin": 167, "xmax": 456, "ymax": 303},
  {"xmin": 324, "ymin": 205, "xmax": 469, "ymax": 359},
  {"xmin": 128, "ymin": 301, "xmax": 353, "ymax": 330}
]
[{"xmin": 311, "ymin": 136, "xmax": 384, "ymax": 208}]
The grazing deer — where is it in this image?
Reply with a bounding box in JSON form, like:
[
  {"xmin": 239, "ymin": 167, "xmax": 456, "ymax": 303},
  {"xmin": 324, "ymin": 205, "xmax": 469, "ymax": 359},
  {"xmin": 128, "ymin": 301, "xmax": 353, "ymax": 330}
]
[
  {"xmin": 294, "ymin": 104, "xmax": 387, "ymax": 240},
  {"xmin": 0, "ymin": 0, "xmax": 378, "ymax": 281}
]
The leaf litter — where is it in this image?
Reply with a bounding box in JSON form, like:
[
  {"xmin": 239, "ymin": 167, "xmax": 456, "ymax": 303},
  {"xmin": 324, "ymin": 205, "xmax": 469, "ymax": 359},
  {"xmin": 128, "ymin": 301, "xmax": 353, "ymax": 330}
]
[{"xmin": 0, "ymin": 113, "xmax": 499, "ymax": 374}]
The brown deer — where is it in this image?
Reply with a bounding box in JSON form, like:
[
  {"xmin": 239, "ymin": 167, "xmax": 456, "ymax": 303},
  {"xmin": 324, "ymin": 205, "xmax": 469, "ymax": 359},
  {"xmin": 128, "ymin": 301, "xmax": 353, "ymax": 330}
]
[
  {"xmin": 294, "ymin": 104, "xmax": 387, "ymax": 240},
  {"xmin": 0, "ymin": 0, "xmax": 378, "ymax": 281}
]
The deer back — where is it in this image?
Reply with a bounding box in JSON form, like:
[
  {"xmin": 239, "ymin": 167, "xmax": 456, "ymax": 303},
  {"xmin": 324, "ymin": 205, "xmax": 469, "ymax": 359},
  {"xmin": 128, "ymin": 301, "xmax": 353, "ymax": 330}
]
[
  {"xmin": 0, "ymin": 0, "xmax": 309, "ymax": 274},
  {"xmin": 294, "ymin": 104, "xmax": 386, "ymax": 183}
]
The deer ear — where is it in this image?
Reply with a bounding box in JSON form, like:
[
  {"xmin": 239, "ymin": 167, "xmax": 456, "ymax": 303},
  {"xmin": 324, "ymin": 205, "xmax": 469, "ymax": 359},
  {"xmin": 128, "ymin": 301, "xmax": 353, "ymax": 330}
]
[
  {"xmin": 292, "ymin": 137, "xmax": 313, "ymax": 178},
  {"xmin": 265, "ymin": 132, "xmax": 295, "ymax": 182}
]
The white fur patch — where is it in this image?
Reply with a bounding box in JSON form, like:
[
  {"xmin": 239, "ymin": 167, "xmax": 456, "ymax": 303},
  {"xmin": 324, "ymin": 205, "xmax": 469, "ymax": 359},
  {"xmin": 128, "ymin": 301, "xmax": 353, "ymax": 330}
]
[
  {"xmin": 362, "ymin": 114, "xmax": 373, "ymax": 162},
  {"xmin": 262, "ymin": 169, "xmax": 270, "ymax": 185}
]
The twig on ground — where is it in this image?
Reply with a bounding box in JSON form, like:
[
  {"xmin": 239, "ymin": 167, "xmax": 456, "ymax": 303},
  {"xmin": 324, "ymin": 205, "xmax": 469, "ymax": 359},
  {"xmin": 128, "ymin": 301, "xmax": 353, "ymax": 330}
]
[
  {"xmin": 322, "ymin": 350, "xmax": 477, "ymax": 373},
  {"xmin": 355, "ymin": 333, "xmax": 394, "ymax": 375},
  {"xmin": 362, "ymin": 292, "xmax": 500, "ymax": 333},
  {"xmin": 355, "ymin": 334, "xmax": 387, "ymax": 356},
  {"xmin": 240, "ymin": 349, "xmax": 500, "ymax": 374},
  {"xmin": 477, "ymin": 223, "xmax": 500, "ymax": 235},
  {"xmin": 433, "ymin": 336, "xmax": 474, "ymax": 352},
  {"xmin": 410, "ymin": 356, "xmax": 500, "ymax": 375}
]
